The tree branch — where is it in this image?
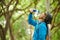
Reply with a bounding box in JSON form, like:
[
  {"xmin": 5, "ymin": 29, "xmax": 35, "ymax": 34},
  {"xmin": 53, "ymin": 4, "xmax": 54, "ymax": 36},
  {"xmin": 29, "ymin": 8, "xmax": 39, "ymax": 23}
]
[
  {"xmin": 51, "ymin": 3, "xmax": 60, "ymax": 30},
  {"xmin": 12, "ymin": 13, "xmax": 25, "ymax": 23},
  {"xmin": 52, "ymin": 25, "xmax": 60, "ymax": 35}
]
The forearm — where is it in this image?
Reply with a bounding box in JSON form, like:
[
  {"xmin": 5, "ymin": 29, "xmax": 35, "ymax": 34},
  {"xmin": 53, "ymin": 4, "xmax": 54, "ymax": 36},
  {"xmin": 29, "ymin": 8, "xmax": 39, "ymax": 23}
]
[
  {"xmin": 28, "ymin": 12, "xmax": 33, "ymax": 24},
  {"xmin": 46, "ymin": 35, "xmax": 49, "ymax": 40},
  {"xmin": 28, "ymin": 12, "xmax": 37, "ymax": 26}
]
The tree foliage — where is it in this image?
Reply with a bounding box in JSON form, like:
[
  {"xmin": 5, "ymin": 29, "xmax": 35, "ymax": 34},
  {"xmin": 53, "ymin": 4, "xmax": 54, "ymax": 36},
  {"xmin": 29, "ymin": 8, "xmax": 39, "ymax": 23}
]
[{"xmin": 0, "ymin": 0, "xmax": 60, "ymax": 40}]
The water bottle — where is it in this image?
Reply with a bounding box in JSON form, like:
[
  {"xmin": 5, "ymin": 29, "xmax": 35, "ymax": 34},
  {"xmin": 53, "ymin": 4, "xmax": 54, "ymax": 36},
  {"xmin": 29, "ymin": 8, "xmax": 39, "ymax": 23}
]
[{"xmin": 33, "ymin": 9, "xmax": 39, "ymax": 17}]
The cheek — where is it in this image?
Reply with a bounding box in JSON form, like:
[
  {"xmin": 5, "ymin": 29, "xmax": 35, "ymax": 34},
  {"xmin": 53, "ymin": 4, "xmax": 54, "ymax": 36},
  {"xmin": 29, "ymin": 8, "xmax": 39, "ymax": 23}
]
[
  {"xmin": 40, "ymin": 15, "xmax": 44, "ymax": 18},
  {"xmin": 39, "ymin": 14, "xmax": 46, "ymax": 19},
  {"xmin": 39, "ymin": 15, "xmax": 43, "ymax": 19},
  {"xmin": 43, "ymin": 15, "xmax": 46, "ymax": 19},
  {"xmin": 42, "ymin": 14, "xmax": 46, "ymax": 17}
]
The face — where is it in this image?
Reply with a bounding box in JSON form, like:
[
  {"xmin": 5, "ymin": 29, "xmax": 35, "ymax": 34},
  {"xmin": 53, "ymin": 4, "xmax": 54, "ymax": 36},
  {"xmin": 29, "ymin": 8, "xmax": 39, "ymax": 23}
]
[{"xmin": 39, "ymin": 12, "xmax": 46, "ymax": 20}]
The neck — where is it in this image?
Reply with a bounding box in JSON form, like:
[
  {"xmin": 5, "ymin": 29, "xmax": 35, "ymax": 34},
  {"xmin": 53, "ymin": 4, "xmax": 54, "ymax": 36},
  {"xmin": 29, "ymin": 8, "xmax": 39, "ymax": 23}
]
[{"xmin": 39, "ymin": 19, "xmax": 44, "ymax": 22}]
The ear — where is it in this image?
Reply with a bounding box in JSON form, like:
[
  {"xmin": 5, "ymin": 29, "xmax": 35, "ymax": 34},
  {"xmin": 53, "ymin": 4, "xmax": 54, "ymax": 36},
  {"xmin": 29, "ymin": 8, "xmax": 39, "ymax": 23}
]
[{"xmin": 43, "ymin": 15, "xmax": 46, "ymax": 20}]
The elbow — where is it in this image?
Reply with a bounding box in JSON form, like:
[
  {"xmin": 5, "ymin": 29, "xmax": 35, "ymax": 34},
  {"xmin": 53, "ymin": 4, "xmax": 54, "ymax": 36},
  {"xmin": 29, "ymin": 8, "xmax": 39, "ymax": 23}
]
[{"xmin": 28, "ymin": 19, "xmax": 31, "ymax": 24}]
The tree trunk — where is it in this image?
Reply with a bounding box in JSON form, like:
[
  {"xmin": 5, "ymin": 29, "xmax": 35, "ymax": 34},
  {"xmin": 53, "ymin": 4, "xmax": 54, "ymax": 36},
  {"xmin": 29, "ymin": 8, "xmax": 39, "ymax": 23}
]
[
  {"xmin": 4, "ymin": 12, "xmax": 14, "ymax": 40},
  {"xmin": 9, "ymin": 22, "xmax": 15, "ymax": 40},
  {"xmin": 5, "ymin": 14, "xmax": 14, "ymax": 40},
  {"xmin": 0, "ymin": 25, "xmax": 6, "ymax": 40}
]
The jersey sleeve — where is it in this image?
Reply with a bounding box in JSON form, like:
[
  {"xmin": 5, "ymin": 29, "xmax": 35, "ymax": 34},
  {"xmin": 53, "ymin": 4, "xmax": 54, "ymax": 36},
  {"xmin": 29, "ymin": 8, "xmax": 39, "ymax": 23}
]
[{"xmin": 28, "ymin": 13, "xmax": 37, "ymax": 26}]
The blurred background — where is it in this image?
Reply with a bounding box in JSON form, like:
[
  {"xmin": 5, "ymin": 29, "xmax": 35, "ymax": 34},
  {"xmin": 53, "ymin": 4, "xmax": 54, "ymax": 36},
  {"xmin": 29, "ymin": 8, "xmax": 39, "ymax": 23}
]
[{"xmin": 0, "ymin": 0, "xmax": 60, "ymax": 40}]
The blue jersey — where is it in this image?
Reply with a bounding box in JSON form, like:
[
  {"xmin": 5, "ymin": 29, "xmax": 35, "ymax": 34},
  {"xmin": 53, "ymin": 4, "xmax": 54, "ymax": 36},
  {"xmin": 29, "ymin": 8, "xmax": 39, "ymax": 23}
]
[{"xmin": 28, "ymin": 13, "xmax": 47, "ymax": 40}]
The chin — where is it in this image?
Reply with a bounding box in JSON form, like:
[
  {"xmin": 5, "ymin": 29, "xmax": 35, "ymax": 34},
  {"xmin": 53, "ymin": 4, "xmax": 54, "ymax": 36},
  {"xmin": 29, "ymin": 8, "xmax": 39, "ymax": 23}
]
[{"xmin": 39, "ymin": 17, "xmax": 43, "ymax": 19}]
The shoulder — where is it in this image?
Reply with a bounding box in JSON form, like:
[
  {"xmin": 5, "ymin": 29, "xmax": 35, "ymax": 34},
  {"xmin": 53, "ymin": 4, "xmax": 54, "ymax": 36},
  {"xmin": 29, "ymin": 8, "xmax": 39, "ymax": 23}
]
[
  {"xmin": 39, "ymin": 22, "xmax": 47, "ymax": 29},
  {"xmin": 41, "ymin": 22, "xmax": 46, "ymax": 25}
]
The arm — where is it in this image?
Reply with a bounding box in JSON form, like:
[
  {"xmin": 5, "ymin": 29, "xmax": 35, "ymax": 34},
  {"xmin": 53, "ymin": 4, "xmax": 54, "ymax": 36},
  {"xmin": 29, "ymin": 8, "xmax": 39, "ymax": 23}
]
[
  {"xmin": 46, "ymin": 35, "xmax": 49, "ymax": 40},
  {"xmin": 28, "ymin": 12, "xmax": 37, "ymax": 26}
]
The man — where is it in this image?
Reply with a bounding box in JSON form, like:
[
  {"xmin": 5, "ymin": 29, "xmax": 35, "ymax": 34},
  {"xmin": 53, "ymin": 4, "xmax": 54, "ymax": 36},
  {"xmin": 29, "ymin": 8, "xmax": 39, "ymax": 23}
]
[{"xmin": 28, "ymin": 9, "xmax": 52, "ymax": 40}]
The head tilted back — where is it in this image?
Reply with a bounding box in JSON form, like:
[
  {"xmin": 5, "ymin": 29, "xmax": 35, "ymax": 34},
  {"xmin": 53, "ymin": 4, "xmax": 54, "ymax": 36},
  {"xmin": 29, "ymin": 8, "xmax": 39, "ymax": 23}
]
[{"xmin": 44, "ymin": 12, "xmax": 52, "ymax": 24}]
